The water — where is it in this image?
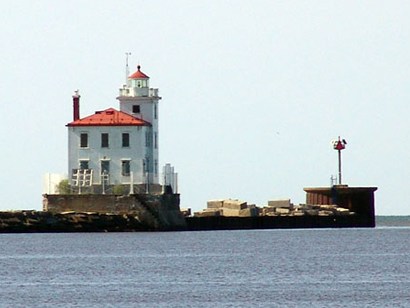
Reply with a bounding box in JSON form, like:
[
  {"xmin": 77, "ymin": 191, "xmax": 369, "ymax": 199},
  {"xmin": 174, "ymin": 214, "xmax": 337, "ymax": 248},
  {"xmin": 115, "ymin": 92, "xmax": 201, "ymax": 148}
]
[{"xmin": 1, "ymin": 227, "xmax": 410, "ymax": 307}]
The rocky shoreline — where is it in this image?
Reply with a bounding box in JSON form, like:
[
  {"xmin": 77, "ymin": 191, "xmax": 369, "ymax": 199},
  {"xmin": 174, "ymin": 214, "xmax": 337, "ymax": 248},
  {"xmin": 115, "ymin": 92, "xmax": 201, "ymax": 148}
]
[{"xmin": 0, "ymin": 210, "xmax": 185, "ymax": 233}]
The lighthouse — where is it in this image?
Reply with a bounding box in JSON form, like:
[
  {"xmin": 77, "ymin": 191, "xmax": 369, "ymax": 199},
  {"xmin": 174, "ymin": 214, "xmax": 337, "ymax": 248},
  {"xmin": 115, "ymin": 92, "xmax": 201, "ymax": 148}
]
[
  {"xmin": 65, "ymin": 65, "xmax": 171, "ymax": 194},
  {"xmin": 117, "ymin": 65, "xmax": 161, "ymax": 186}
]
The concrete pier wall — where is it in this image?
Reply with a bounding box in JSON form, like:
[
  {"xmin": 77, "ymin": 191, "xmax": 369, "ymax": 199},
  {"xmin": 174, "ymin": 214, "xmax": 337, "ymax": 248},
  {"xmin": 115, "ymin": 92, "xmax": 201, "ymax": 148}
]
[
  {"xmin": 304, "ymin": 186, "xmax": 377, "ymax": 227},
  {"xmin": 42, "ymin": 193, "xmax": 186, "ymax": 231}
]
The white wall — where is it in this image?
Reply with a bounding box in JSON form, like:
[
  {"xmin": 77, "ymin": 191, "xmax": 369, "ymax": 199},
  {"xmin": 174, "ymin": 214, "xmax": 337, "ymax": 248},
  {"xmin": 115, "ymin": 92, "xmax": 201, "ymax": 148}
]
[
  {"xmin": 68, "ymin": 125, "xmax": 158, "ymax": 185},
  {"xmin": 118, "ymin": 95, "xmax": 160, "ymax": 184}
]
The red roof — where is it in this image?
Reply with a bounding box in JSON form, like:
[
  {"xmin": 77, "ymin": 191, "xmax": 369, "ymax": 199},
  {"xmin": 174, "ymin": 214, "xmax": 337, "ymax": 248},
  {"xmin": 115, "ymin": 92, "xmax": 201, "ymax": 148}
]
[
  {"xmin": 67, "ymin": 108, "xmax": 151, "ymax": 127},
  {"xmin": 129, "ymin": 65, "xmax": 149, "ymax": 79}
]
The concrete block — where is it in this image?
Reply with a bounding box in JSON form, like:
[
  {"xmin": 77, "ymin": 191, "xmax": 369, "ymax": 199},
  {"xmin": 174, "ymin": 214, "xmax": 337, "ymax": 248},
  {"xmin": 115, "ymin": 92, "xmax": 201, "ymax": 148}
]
[
  {"xmin": 265, "ymin": 212, "xmax": 277, "ymax": 216},
  {"xmin": 223, "ymin": 199, "xmax": 248, "ymax": 210},
  {"xmin": 336, "ymin": 207, "xmax": 350, "ymax": 215},
  {"xmin": 275, "ymin": 208, "xmax": 290, "ymax": 214},
  {"xmin": 319, "ymin": 204, "xmax": 336, "ymax": 210},
  {"xmin": 336, "ymin": 207, "xmax": 350, "ymax": 212},
  {"xmin": 305, "ymin": 209, "xmax": 318, "ymax": 216},
  {"xmin": 203, "ymin": 208, "xmax": 221, "ymax": 213},
  {"xmin": 238, "ymin": 208, "xmax": 252, "ymax": 217},
  {"xmin": 194, "ymin": 210, "xmax": 220, "ymax": 217},
  {"xmin": 251, "ymin": 207, "xmax": 260, "ymax": 216},
  {"xmin": 222, "ymin": 208, "xmax": 241, "ymax": 217},
  {"xmin": 268, "ymin": 199, "xmax": 291, "ymax": 208},
  {"xmin": 180, "ymin": 208, "xmax": 191, "ymax": 217},
  {"xmin": 262, "ymin": 207, "xmax": 276, "ymax": 215},
  {"xmin": 207, "ymin": 200, "xmax": 224, "ymax": 209},
  {"xmin": 318, "ymin": 210, "xmax": 334, "ymax": 216},
  {"xmin": 238, "ymin": 208, "xmax": 259, "ymax": 217},
  {"xmin": 221, "ymin": 208, "xmax": 258, "ymax": 217}
]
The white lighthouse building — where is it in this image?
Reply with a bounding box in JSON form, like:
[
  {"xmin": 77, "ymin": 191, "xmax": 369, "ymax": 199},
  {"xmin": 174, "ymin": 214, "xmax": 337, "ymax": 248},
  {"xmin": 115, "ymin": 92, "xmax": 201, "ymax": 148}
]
[{"xmin": 66, "ymin": 65, "xmax": 174, "ymax": 194}]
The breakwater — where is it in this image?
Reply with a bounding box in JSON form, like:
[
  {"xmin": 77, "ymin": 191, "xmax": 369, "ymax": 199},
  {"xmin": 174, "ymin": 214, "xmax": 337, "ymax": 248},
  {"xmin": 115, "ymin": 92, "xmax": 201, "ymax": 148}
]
[
  {"xmin": 0, "ymin": 211, "xmax": 152, "ymax": 232},
  {"xmin": 0, "ymin": 210, "xmax": 373, "ymax": 233},
  {"xmin": 41, "ymin": 193, "xmax": 186, "ymax": 231},
  {"xmin": 0, "ymin": 186, "xmax": 376, "ymax": 232},
  {"xmin": 186, "ymin": 214, "xmax": 372, "ymax": 230},
  {"xmin": 0, "ymin": 192, "xmax": 186, "ymax": 233}
]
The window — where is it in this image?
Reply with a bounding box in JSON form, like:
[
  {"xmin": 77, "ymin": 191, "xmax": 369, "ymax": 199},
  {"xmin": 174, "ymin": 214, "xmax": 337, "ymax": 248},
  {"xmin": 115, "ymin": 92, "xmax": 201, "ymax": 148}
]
[
  {"xmin": 80, "ymin": 133, "xmax": 88, "ymax": 148},
  {"xmin": 101, "ymin": 133, "xmax": 109, "ymax": 148},
  {"xmin": 145, "ymin": 131, "xmax": 151, "ymax": 147},
  {"xmin": 101, "ymin": 160, "xmax": 110, "ymax": 174},
  {"xmin": 122, "ymin": 160, "xmax": 130, "ymax": 176},
  {"xmin": 154, "ymin": 132, "xmax": 158, "ymax": 149},
  {"xmin": 132, "ymin": 105, "xmax": 140, "ymax": 113},
  {"xmin": 122, "ymin": 133, "xmax": 130, "ymax": 147},
  {"xmin": 154, "ymin": 104, "xmax": 157, "ymax": 119},
  {"xmin": 79, "ymin": 160, "xmax": 89, "ymax": 170},
  {"xmin": 154, "ymin": 160, "xmax": 158, "ymax": 175}
]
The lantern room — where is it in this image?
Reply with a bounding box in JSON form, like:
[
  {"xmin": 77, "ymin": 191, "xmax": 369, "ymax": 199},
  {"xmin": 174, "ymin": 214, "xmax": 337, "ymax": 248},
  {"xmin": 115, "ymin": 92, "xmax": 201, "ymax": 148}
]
[{"xmin": 128, "ymin": 65, "xmax": 150, "ymax": 96}]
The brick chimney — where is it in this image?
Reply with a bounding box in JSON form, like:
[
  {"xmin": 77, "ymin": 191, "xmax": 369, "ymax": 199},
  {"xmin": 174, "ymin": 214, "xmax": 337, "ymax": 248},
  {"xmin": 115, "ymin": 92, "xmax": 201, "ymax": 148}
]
[{"xmin": 72, "ymin": 90, "xmax": 80, "ymax": 121}]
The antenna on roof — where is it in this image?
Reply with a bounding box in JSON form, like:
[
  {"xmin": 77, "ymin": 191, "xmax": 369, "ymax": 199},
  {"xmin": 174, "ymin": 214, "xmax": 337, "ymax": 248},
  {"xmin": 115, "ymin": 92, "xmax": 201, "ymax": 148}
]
[{"xmin": 125, "ymin": 52, "xmax": 132, "ymax": 85}]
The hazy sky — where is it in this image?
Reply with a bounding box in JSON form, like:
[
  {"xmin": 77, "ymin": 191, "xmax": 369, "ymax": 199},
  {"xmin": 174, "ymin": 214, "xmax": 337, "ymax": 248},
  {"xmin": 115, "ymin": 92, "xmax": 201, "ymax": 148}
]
[{"xmin": 1, "ymin": 1, "xmax": 409, "ymax": 215}]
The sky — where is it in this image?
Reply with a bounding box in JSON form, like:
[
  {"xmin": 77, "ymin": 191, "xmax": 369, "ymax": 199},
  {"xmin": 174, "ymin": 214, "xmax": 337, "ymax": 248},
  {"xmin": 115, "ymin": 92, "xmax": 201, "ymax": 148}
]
[{"xmin": 1, "ymin": 1, "xmax": 409, "ymax": 215}]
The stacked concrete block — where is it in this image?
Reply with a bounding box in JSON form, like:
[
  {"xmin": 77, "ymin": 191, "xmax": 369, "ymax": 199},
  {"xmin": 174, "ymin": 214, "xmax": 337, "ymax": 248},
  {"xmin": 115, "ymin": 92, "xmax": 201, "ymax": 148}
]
[
  {"xmin": 319, "ymin": 204, "xmax": 336, "ymax": 211},
  {"xmin": 247, "ymin": 204, "xmax": 259, "ymax": 217},
  {"xmin": 319, "ymin": 210, "xmax": 334, "ymax": 216},
  {"xmin": 221, "ymin": 204, "xmax": 258, "ymax": 217},
  {"xmin": 194, "ymin": 208, "xmax": 221, "ymax": 217},
  {"xmin": 201, "ymin": 199, "xmax": 260, "ymax": 217},
  {"xmin": 201, "ymin": 198, "xmax": 353, "ymax": 218},
  {"xmin": 180, "ymin": 208, "xmax": 191, "ymax": 217},
  {"xmin": 239, "ymin": 208, "xmax": 252, "ymax": 217},
  {"xmin": 336, "ymin": 207, "xmax": 351, "ymax": 215},
  {"xmin": 305, "ymin": 209, "xmax": 319, "ymax": 216},
  {"xmin": 223, "ymin": 199, "xmax": 248, "ymax": 210},
  {"xmin": 268, "ymin": 199, "xmax": 292, "ymax": 208},
  {"xmin": 207, "ymin": 200, "xmax": 224, "ymax": 209},
  {"xmin": 275, "ymin": 207, "xmax": 290, "ymax": 215},
  {"xmin": 222, "ymin": 208, "xmax": 242, "ymax": 217},
  {"xmin": 262, "ymin": 207, "xmax": 276, "ymax": 215},
  {"xmin": 199, "ymin": 198, "xmax": 357, "ymax": 218}
]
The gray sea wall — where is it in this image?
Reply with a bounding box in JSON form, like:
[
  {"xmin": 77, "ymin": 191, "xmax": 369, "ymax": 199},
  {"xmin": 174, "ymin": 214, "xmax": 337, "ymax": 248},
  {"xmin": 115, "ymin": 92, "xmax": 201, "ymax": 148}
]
[
  {"xmin": 43, "ymin": 193, "xmax": 186, "ymax": 230},
  {"xmin": 44, "ymin": 193, "xmax": 186, "ymax": 231}
]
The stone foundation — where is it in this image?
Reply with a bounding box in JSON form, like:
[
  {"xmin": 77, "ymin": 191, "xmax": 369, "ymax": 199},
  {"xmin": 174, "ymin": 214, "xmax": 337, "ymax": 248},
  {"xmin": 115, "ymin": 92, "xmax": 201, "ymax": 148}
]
[{"xmin": 42, "ymin": 193, "xmax": 186, "ymax": 231}]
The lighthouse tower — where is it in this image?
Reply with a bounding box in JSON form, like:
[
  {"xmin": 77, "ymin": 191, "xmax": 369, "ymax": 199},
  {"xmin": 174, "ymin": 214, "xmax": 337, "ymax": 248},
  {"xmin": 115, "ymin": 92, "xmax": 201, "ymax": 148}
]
[{"xmin": 117, "ymin": 65, "xmax": 161, "ymax": 184}]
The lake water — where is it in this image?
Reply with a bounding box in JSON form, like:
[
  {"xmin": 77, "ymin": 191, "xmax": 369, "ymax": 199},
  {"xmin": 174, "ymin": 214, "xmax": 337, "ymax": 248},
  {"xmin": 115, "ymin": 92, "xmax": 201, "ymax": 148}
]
[{"xmin": 1, "ymin": 224, "xmax": 410, "ymax": 307}]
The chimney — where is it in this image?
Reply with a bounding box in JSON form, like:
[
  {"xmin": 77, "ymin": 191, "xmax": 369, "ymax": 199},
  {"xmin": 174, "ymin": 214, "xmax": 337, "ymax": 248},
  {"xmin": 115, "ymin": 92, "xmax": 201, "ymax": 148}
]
[{"xmin": 72, "ymin": 90, "xmax": 80, "ymax": 121}]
